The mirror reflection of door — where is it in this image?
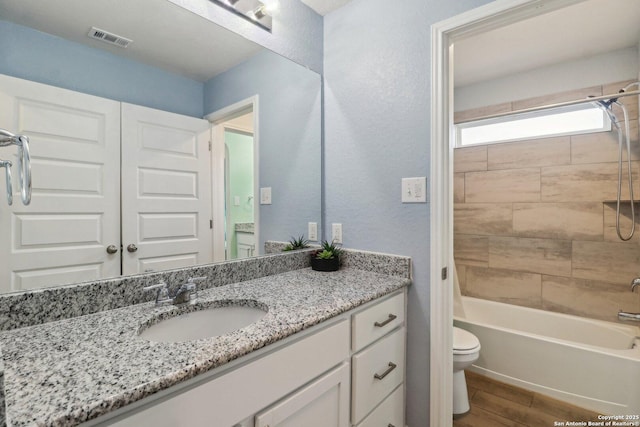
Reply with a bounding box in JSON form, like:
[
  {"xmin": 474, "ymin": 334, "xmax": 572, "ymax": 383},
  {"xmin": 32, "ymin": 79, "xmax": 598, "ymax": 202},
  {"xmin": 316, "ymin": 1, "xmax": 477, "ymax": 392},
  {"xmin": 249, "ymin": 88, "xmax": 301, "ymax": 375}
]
[{"xmin": 221, "ymin": 113, "xmax": 255, "ymax": 260}]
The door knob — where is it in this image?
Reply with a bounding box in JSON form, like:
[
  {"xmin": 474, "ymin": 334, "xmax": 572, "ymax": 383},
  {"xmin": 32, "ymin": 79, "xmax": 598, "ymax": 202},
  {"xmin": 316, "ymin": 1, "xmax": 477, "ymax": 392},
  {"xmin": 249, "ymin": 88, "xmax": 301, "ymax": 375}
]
[
  {"xmin": 127, "ymin": 244, "xmax": 138, "ymax": 253},
  {"xmin": 106, "ymin": 245, "xmax": 118, "ymax": 254}
]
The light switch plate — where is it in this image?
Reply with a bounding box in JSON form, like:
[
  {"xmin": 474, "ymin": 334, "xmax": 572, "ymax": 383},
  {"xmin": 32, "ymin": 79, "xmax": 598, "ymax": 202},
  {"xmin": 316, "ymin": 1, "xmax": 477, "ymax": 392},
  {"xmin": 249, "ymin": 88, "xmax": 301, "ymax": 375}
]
[
  {"xmin": 308, "ymin": 222, "xmax": 318, "ymax": 241},
  {"xmin": 234, "ymin": 196, "xmax": 241, "ymax": 206},
  {"xmin": 402, "ymin": 177, "xmax": 427, "ymax": 203},
  {"xmin": 260, "ymin": 187, "xmax": 272, "ymax": 205}
]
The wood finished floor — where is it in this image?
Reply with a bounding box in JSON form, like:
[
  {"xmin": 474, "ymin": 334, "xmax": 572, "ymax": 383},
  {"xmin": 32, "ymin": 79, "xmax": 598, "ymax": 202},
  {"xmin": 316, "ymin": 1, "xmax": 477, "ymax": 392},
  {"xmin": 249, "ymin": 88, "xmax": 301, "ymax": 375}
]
[{"xmin": 453, "ymin": 371, "xmax": 602, "ymax": 427}]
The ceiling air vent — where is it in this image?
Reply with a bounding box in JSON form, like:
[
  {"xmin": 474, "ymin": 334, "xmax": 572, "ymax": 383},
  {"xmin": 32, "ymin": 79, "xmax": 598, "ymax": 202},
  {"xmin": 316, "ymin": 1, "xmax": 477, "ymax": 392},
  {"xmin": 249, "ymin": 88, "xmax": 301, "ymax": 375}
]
[{"xmin": 87, "ymin": 27, "xmax": 132, "ymax": 48}]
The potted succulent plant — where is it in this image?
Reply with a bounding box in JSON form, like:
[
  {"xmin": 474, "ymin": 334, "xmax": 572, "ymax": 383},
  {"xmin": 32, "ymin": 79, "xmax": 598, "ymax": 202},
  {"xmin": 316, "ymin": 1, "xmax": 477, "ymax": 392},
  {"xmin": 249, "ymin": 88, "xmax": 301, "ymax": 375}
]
[
  {"xmin": 282, "ymin": 235, "xmax": 310, "ymax": 251},
  {"xmin": 311, "ymin": 240, "xmax": 343, "ymax": 272}
]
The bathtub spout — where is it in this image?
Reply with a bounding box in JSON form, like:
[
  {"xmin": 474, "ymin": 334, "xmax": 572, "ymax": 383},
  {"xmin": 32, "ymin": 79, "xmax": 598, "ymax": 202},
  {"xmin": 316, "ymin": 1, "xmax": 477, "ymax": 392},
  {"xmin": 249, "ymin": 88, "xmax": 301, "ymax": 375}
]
[{"xmin": 618, "ymin": 310, "xmax": 640, "ymax": 322}]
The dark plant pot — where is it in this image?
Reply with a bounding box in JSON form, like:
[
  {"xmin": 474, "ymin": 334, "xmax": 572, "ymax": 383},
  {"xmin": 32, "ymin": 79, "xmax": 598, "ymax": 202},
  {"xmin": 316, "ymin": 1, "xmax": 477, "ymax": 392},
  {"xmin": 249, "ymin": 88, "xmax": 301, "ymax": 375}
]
[{"xmin": 311, "ymin": 256, "xmax": 340, "ymax": 272}]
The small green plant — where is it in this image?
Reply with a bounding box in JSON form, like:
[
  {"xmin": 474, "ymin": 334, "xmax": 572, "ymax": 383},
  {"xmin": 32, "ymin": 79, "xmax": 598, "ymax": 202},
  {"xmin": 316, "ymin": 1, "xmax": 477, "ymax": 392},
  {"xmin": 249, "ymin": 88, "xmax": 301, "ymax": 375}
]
[
  {"xmin": 283, "ymin": 235, "xmax": 310, "ymax": 251},
  {"xmin": 313, "ymin": 240, "xmax": 343, "ymax": 259}
]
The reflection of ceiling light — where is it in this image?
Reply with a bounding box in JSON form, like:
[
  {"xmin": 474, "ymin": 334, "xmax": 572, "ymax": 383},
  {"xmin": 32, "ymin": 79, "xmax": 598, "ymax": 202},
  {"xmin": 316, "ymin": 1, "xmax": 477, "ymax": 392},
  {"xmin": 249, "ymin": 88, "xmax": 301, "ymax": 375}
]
[
  {"xmin": 262, "ymin": 0, "xmax": 278, "ymax": 13},
  {"xmin": 210, "ymin": 0, "xmax": 273, "ymax": 32}
]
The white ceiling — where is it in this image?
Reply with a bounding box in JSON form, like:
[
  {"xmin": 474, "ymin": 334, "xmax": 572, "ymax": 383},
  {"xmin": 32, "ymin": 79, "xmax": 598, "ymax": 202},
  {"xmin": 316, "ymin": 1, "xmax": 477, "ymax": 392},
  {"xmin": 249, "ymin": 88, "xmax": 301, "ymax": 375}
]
[
  {"xmin": 0, "ymin": 0, "xmax": 262, "ymax": 82},
  {"xmin": 454, "ymin": 0, "xmax": 640, "ymax": 87},
  {"xmin": 301, "ymin": 0, "xmax": 354, "ymax": 16}
]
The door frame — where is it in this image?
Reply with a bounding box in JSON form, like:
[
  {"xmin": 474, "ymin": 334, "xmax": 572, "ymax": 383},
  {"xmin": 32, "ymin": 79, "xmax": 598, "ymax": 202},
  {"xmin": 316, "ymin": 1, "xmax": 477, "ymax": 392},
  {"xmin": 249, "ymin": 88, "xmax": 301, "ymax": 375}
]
[
  {"xmin": 206, "ymin": 95, "xmax": 260, "ymax": 261},
  {"xmin": 429, "ymin": 0, "xmax": 587, "ymax": 424}
]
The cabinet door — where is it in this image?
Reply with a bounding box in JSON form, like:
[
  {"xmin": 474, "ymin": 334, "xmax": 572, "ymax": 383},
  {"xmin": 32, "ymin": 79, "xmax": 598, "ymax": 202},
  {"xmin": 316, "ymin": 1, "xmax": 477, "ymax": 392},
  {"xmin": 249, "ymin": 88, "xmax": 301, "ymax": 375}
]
[
  {"xmin": 255, "ymin": 362, "xmax": 350, "ymax": 427},
  {"xmin": 0, "ymin": 74, "xmax": 121, "ymax": 291},
  {"xmin": 121, "ymin": 103, "xmax": 212, "ymax": 274}
]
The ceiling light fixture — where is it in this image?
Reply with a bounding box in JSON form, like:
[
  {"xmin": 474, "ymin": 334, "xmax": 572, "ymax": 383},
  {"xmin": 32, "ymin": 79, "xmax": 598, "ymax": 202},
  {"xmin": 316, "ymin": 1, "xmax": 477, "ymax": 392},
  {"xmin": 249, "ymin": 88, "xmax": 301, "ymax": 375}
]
[{"xmin": 210, "ymin": 0, "xmax": 273, "ymax": 32}]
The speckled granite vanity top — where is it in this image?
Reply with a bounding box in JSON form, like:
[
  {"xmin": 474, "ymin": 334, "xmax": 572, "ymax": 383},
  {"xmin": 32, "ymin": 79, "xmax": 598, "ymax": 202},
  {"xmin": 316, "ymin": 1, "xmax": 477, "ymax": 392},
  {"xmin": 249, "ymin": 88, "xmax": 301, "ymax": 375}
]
[{"xmin": 0, "ymin": 267, "xmax": 409, "ymax": 426}]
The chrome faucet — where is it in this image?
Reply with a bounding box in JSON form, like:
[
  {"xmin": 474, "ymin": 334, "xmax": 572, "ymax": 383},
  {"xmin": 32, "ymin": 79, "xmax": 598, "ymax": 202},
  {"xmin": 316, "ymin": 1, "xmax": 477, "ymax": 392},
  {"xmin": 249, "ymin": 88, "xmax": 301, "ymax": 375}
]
[
  {"xmin": 618, "ymin": 278, "xmax": 640, "ymax": 322},
  {"xmin": 143, "ymin": 276, "xmax": 207, "ymax": 306}
]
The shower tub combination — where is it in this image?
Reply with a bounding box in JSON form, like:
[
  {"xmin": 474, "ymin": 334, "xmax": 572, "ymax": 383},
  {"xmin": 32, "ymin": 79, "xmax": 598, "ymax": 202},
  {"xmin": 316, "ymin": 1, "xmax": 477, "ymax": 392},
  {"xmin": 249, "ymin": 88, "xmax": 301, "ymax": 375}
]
[{"xmin": 454, "ymin": 296, "xmax": 640, "ymax": 415}]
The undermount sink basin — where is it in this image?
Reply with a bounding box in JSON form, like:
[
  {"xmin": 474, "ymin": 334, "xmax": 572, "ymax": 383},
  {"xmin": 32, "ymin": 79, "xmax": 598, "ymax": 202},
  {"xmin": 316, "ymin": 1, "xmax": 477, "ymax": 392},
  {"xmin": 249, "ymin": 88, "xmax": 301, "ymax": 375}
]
[{"xmin": 138, "ymin": 303, "xmax": 268, "ymax": 343}]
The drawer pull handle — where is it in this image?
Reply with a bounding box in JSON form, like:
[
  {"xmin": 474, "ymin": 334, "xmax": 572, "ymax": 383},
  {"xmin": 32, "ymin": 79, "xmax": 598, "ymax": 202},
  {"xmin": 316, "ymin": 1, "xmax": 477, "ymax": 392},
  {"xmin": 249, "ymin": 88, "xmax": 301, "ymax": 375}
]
[
  {"xmin": 374, "ymin": 313, "xmax": 397, "ymax": 327},
  {"xmin": 374, "ymin": 362, "xmax": 397, "ymax": 380}
]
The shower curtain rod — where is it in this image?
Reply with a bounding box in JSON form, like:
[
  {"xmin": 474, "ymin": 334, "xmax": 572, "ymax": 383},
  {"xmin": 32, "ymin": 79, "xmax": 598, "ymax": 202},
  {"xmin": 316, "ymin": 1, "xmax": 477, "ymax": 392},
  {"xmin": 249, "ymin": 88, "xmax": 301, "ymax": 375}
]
[{"xmin": 456, "ymin": 88, "xmax": 640, "ymax": 124}]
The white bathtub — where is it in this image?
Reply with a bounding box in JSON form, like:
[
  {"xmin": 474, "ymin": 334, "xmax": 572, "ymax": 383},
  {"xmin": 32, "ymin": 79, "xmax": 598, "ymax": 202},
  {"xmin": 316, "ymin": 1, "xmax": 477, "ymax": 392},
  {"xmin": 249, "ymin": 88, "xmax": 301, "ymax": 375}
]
[{"xmin": 454, "ymin": 296, "xmax": 640, "ymax": 415}]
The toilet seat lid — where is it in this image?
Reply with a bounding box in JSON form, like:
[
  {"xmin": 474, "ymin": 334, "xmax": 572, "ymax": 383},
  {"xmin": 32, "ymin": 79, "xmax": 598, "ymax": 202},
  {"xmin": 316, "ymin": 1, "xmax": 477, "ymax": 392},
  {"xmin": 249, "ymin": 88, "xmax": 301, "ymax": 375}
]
[{"xmin": 453, "ymin": 326, "xmax": 480, "ymax": 351}]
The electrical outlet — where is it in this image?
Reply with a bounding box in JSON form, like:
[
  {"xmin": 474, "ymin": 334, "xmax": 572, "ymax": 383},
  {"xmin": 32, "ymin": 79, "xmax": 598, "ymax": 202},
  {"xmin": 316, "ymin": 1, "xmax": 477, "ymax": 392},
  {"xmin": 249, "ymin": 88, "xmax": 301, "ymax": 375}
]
[
  {"xmin": 331, "ymin": 223, "xmax": 343, "ymax": 244},
  {"xmin": 308, "ymin": 222, "xmax": 318, "ymax": 241},
  {"xmin": 260, "ymin": 187, "xmax": 272, "ymax": 205}
]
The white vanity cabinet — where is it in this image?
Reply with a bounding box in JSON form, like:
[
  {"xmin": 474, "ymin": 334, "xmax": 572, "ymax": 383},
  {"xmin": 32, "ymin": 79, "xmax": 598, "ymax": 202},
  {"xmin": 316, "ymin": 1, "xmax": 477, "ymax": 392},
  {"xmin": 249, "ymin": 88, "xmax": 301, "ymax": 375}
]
[
  {"xmin": 236, "ymin": 231, "xmax": 256, "ymax": 258},
  {"xmin": 90, "ymin": 289, "xmax": 406, "ymax": 427}
]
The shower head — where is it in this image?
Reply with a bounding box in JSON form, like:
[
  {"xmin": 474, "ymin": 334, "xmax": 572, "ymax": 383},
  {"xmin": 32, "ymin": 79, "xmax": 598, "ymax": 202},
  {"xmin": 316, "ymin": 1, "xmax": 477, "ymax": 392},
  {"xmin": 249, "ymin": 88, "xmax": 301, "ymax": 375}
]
[{"xmin": 589, "ymin": 97, "xmax": 620, "ymax": 129}]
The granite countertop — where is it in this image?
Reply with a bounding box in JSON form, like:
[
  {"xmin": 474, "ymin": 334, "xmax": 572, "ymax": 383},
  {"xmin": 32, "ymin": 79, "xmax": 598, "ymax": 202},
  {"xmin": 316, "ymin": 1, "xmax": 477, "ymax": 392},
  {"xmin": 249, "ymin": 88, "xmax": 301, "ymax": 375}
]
[
  {"xmin": 234, "ymin": 222, "xmax": 254, "ymax": 233},
  {"xmin": 0, "ymin": 267, "xmax": 409, "ymax": 427}
]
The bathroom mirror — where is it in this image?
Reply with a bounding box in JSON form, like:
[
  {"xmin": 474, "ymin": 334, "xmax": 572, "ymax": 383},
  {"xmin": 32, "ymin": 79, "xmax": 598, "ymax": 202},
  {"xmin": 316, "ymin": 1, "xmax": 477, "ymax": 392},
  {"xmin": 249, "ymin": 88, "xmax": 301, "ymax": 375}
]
[{"xmin": 0, "ymin": 0, "xmax": 321, "ymax": 293}]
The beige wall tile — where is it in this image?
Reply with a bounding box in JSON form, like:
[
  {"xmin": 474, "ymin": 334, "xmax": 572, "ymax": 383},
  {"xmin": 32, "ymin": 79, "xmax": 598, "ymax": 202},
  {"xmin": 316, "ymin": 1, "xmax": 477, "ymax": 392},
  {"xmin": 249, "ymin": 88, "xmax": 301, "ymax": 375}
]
[
  {"xmin": 542, "ymin": 275, "xmax": 638, "ymax": 323},
  {"xmin": 603, "ymin": 202, "xmax": 640, "ymax": 243},
  {"xmin": 454, "ymin": 173, "xmax": 465, "ymax": 203},
  {"xmin": 512, "ymin": 202, "xmax": 603, "ymax": 241},
  {"xmin": 454, "ymin": 102, "xmax": 512, "ymax": 124},
  {"xmin": 571, "ymin": 121, "xmax": 639, "ymax": 164},
  {"xmin": 454, "ymin": 203, "xmax": 513, "ymax": 236},
  {"xmin": 454, "ymin": 146, "xmax": 487, "ymax": 173},
  {"xmin": 541, "ymin": 162, "xmax": 640, "ymax": 202},
  {"xmin": 466, "ymin": 168, "xmax": 540, "ymax": 203},
  {"xmin": 488, "ymin": 137, "xmax": 570, "ymax": 170},
  {"xmin": 465, "ymin": 266, "xmax": 542, "ymax": 308},
  {"xmin": 489, "ymin": 236, "xmax": 572, "ymax": 277},
  {"xmin": 573, "ymin": 240, "xmax": 640, "ymax": 284},
  {"xmin": 603, "ymin": 80, "xmax": 639, "ymax": 121},
  {"xmin": 455, "ymin": 234, "xmax": 489, "ymax": 267},
  {"xmin": 512, "ymin": 86, "xmax": 602, "ymax": 111}
]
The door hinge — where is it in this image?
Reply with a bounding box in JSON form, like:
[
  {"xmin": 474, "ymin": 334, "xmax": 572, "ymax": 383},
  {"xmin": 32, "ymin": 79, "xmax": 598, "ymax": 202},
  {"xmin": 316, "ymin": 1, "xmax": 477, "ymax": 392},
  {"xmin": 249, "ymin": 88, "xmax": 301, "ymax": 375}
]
[
  {"xmin": 210, "ymin": 219, "xmax": 213, "ymax": 229},
  {"xmin": 208, "ymin": 140, "xmax": 212, "ymax": 151},
  {"xmin": 441, "ymin": 267, "xmax": 448, "ymax": 280}
]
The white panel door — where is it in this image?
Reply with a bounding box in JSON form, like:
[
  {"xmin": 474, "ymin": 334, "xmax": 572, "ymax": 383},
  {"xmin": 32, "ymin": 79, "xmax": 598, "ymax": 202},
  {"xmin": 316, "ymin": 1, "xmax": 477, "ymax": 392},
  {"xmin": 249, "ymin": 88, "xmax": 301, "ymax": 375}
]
[
  {"xmin": 121, "ymin": 103, "xmax": 212, "ymax": 275},
  {"xmin": 0, "ymin": 74, "xmax": 121, "ymax": 292}
]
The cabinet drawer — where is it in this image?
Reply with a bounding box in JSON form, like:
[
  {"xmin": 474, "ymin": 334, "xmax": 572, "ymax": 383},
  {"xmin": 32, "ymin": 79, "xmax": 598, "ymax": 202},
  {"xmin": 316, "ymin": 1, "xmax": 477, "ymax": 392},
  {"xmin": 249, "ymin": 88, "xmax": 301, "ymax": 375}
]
[
  {"xmin": 352, "ymin": 292, "xmax": 404, "ymax": 352},
  {"xmin": 351, "ymin": 327, "xmax": 405, "ymax": 424},
  {"xmin": 356, "ymin": 385, "xmax": 404, "ymax": 427}
]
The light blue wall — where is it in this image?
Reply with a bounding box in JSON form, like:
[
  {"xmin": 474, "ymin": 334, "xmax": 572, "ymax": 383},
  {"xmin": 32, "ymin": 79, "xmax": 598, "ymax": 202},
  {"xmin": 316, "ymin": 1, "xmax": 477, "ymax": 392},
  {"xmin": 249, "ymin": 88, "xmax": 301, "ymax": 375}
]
[
  {"xmin": 167, "ymin": 0, "xmax": 323, "ymax": 74},
  {"xmin": 323, "ymin": 0, "xmax": 491, "ymax": 425},
  {"xmin": 0, "ymin": 19, "xmax": 203, "ymax": 117},
  {"xmin": 205, "ymin": 50, "xmax": 322, "ymax": 253}
]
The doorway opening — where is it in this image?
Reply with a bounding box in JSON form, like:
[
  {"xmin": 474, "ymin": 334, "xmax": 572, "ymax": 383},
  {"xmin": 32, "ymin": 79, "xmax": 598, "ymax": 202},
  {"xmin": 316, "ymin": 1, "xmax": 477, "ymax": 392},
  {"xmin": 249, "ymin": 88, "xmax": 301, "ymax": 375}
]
[{"xmin": 207, "ymin": 96, "xmax": 259, "ymax": 261}]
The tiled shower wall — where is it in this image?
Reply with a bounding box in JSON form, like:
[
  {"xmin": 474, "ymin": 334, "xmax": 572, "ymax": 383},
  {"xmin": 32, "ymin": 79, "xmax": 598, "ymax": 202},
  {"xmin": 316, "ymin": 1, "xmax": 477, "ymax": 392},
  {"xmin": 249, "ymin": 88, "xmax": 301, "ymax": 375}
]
[{"xmin": 454, "ymin": 81, "xmax": 640, "ymax": 323}]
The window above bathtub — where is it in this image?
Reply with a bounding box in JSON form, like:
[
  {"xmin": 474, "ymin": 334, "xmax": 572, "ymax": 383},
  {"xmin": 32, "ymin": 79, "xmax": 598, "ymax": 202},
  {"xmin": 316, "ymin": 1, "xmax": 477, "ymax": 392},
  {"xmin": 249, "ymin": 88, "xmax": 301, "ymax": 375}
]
[{"xmin": 455, "ymin": 104, "xmax": 611, "ymax": 147}]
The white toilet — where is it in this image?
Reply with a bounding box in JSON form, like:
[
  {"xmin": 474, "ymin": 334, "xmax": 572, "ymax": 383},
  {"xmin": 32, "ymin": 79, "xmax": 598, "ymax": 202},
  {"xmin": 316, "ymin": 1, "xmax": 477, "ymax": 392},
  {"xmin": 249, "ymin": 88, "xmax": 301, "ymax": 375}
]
[{"xmin": 453, "ymin": 326, "xmax": 481, "ymax": 416}]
